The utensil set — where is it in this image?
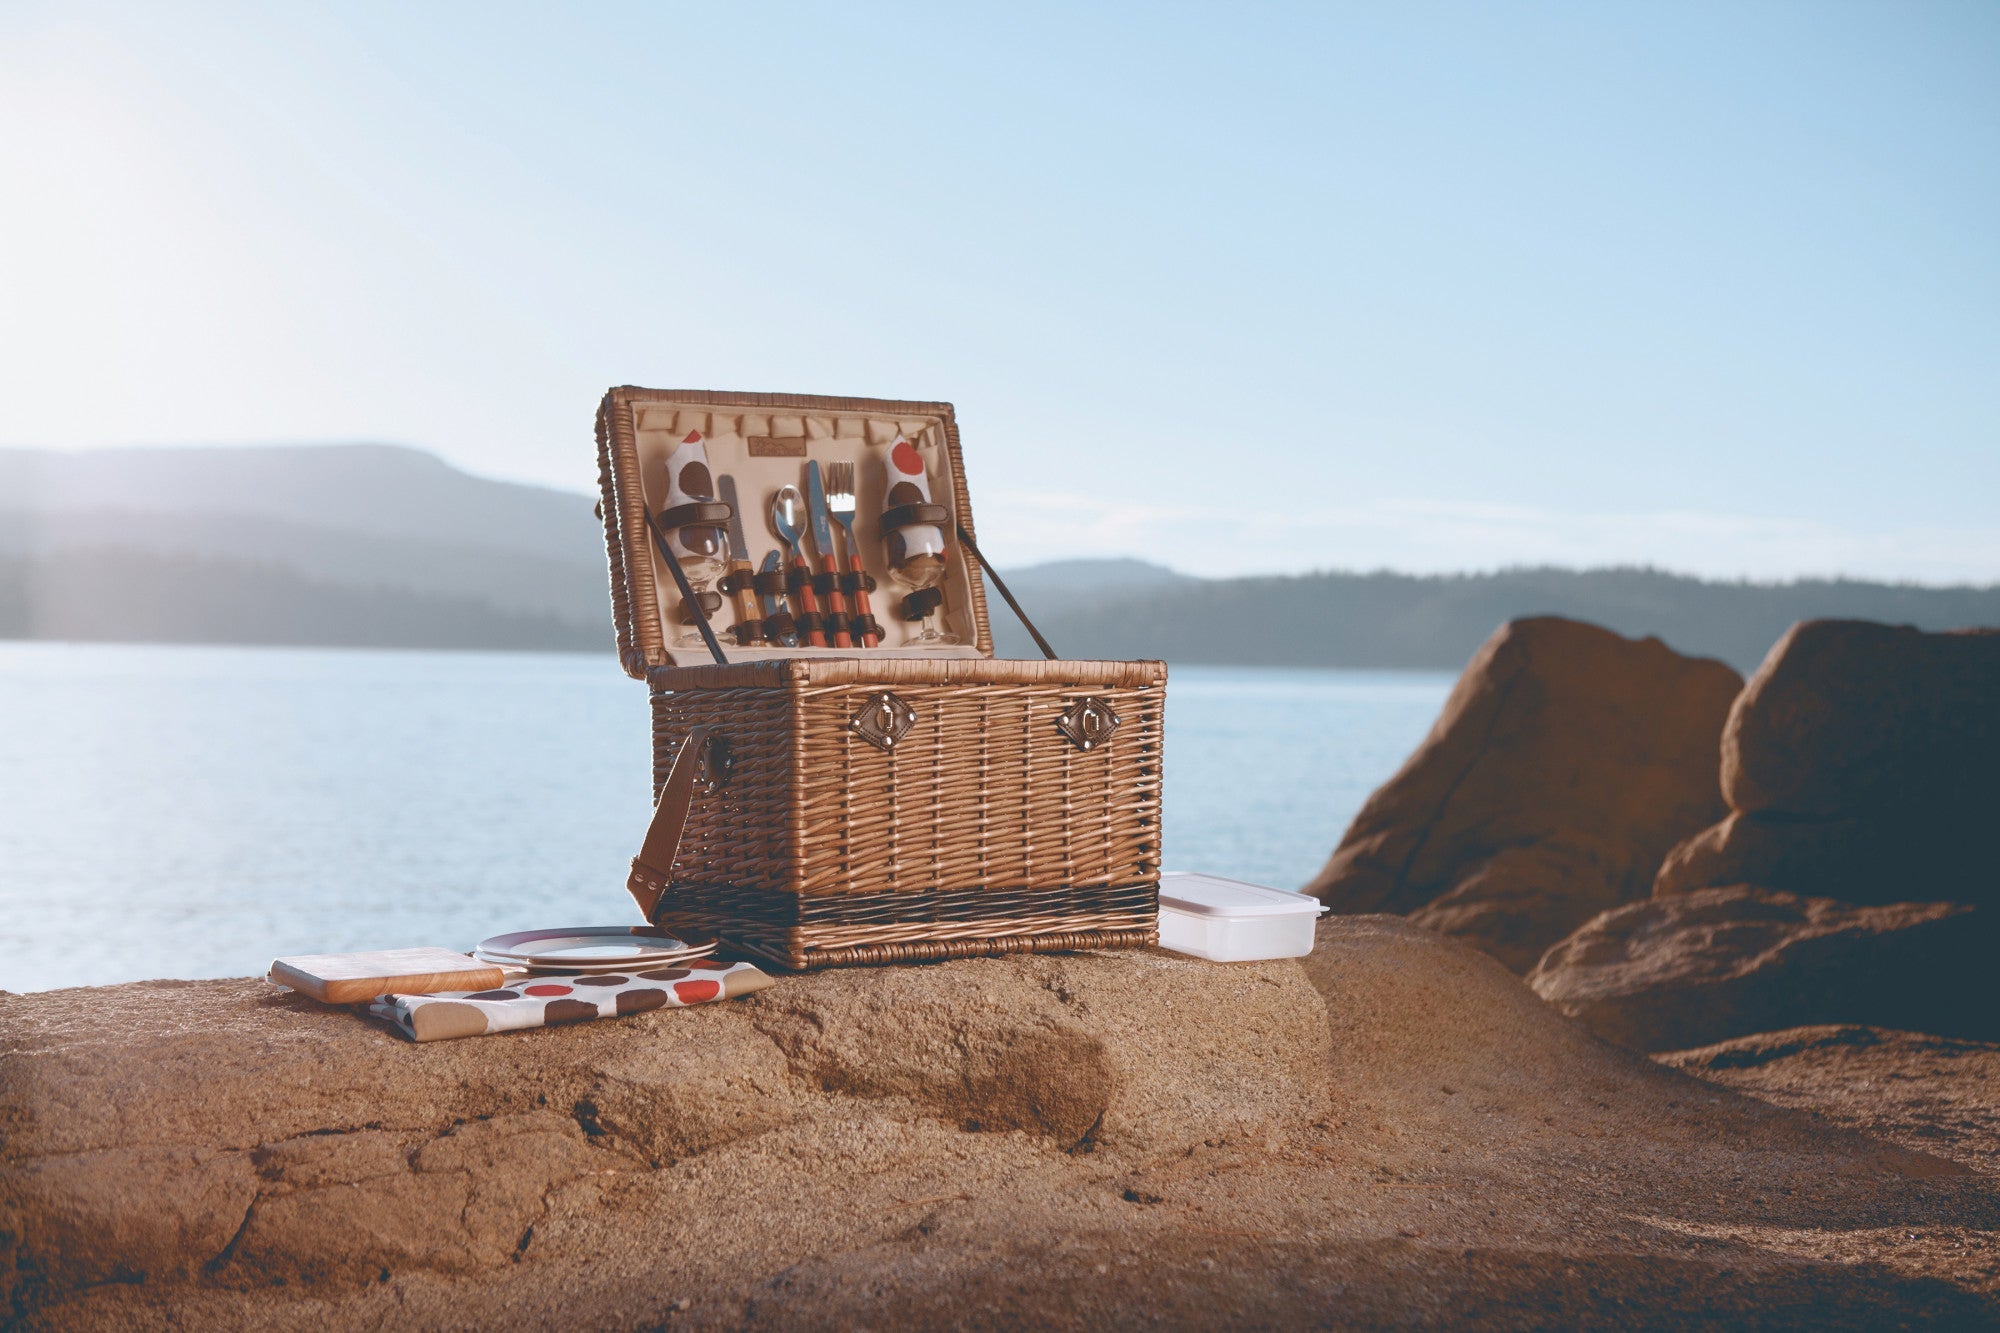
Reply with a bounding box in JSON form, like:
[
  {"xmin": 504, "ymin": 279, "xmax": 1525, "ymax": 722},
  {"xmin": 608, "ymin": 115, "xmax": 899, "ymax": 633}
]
[{"xmin": 658, "ymin": 454, "xmax": 906, "ymax": 654}]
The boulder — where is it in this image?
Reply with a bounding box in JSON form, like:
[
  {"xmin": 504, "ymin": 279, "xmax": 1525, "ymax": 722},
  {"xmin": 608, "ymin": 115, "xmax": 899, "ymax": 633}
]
[
  {"xmin": 3, "ymin": 928, "xmax": 1989, "ymax": 1328},
  {"xmin": 1528, "ymin": 885, "xmax": 2000, "ymax": 1052},
  {"xmin": 1656, "ymin": 620, "xmax": 2000, "ymax": 906},
  {"xmin": 1305, "ymin": 617, "xmax": 1742, "ymax": 971}
]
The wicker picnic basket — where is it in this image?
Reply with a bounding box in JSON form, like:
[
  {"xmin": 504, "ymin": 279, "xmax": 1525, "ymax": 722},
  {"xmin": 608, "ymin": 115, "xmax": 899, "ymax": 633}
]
[{"xmin": 596, "ymin": 387, "xmax": 1164, "ymax": 970}]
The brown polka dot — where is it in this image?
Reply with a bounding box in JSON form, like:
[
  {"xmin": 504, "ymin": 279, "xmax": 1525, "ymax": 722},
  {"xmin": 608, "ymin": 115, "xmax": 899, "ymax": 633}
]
[
  {"xmin": 543, "ymin": 999, "xmax": 599, "ymax": 1025},
  {"xmin": 638, "ymin": 968, "xmax": 692, "ymax": 981},
  {"xmin": 616, "ymin": 988, "xmax": 668, "ymax": 1015},
  {"xmin": 464, "ymin": 989, "xmax": 519, "ymax": 1001},
  {"xmin": 572, "ymin": 975, "xmax": 629, "ymax": 987},
  {"xmin": 886, "ymin": 481, "xmax": 923, "ymax": 507},
  {"xmin": 678, "ymin": 461, "xmax": 713, "ymax": 497}
]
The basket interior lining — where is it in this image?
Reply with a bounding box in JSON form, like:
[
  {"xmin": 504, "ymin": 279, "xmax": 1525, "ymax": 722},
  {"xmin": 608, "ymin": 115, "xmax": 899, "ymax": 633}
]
[{"xmin": 629, "ymin": 402, "xmax": 984, "ymax": 665}]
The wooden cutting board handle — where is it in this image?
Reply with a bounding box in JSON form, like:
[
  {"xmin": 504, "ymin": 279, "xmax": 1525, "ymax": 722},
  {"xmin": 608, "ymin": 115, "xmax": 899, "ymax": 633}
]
[{"xmin": 627, "ymin": 725, "xmax": 713, "ymax": 921}]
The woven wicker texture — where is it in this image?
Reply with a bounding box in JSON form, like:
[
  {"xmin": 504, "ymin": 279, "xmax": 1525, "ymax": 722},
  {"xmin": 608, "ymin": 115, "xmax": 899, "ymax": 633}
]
[
  {"xmin": 626, "ymin": 873, "xmax": 1158, "ymax": 970},
  {"xmin": 601, "ymin": 388, "xmax": 1164, "ymax": 970},
  {"xmin": 644, "ymin": 658, "xmax": 1164, "ymax": 969},
  {"xmin": 649, "ymin": 659, "xmax": 1164, "ymax": 897}
]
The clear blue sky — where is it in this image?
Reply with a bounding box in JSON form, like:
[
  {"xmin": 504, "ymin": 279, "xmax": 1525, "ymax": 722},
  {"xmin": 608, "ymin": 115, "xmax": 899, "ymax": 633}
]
[{"xmin": 3, "ymin": 1, "xmax": 1996, "ymax": 580}]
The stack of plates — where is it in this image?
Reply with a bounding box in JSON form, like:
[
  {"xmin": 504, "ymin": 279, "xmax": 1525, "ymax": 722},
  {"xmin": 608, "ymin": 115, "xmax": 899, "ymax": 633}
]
[{"xmin": 473, "ymin": 926, "xmax": 717, "ymax": 974}]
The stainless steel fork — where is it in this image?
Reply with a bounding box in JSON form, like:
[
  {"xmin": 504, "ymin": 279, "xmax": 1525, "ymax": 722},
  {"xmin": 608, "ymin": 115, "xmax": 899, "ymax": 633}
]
[{"xmin": 824, "ymin": 461, "xmax": 879, "ymax": 646}]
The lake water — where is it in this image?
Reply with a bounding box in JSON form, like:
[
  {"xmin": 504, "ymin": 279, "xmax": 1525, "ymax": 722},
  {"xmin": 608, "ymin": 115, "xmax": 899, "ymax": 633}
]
[{"xmin": 0, "ymin": 643, "xmax": 1451, "ymax": 992}]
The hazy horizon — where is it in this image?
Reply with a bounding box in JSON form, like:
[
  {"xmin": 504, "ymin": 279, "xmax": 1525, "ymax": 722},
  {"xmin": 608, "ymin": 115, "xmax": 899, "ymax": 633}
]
[
  {"xmin": 9, "ymin": 438, "xmax": 2000, "ymax": 590},
  {"xmin": 4, "ymin": 3, "xmax": 1997, "ymax": 583}
]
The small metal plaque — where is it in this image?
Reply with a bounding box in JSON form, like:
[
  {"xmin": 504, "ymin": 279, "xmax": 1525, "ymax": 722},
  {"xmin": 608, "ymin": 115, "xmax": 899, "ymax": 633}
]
[
  {"xmin": 849, "ymin": 691, "xmax": 917, "ymax": 753},
  {"xmin": 1056, "ymin": 697, "xmax": 1121, "ymax": 752}
]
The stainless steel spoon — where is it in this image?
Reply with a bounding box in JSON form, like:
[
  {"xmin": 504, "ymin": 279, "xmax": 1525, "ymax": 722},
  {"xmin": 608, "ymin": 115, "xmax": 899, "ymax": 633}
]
[
  {"xmin": 770, "ymin": 485, "xmax": 807, "ymax": 554},
  {"xmin": 769, "ymin": 485, "xmax": 824, "ymax": 646}
]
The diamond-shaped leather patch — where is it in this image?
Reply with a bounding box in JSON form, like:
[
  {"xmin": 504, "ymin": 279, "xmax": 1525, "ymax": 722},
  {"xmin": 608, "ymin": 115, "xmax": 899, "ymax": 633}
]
[
  {"xmin": 849, "ymin": 691, "xmax": 917, "ymax": 753},
  {"xmin": 1056, "ymin": 696, "xmax": 1121, "ymax": 752}
]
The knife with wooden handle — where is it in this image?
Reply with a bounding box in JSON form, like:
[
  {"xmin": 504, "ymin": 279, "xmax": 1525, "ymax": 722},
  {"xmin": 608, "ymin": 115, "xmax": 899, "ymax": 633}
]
[{"xmin": 716, "ymin": 474, "xmax": 762, "ymax": 642}]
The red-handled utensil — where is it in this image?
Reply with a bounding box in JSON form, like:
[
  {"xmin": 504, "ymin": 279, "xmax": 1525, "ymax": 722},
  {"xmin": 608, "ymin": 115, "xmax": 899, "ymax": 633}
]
[
  {"xmin": 769, "ymin": 485, "xmax": 827, "ymax": 647},
  {"xmin": 823, "ymin": 459, "xmax": 877, "ymax": 646},
  {"xmin": 806, "ymin": 461, "xmax": 853, "ymax": 649}
]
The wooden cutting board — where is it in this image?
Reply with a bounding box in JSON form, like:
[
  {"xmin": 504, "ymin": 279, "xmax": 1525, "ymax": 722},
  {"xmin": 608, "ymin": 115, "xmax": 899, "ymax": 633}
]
[{"xmin": 270, "ymin": 948, "xmax": 505, "ymax": 1004}]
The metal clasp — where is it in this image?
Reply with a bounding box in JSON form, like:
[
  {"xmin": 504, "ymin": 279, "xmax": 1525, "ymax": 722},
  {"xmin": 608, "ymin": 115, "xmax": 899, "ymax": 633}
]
[
  {"xmin": 849, "ymin": 691, "xmax": 917, "ymax": 753},
  {"xmin": 695, "ymin": 734, "xmax": 732, "ymax": 793},
  {"xmin": 1056, "ymin": 697, "xmax": 1121, "ymax": 752}
]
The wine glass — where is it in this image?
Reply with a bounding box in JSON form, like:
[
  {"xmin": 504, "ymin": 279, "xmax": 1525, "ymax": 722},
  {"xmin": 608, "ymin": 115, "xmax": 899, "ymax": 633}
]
[
  {"xmin": 889, "ymin": 548, "xmax": 959, "ymax": 645},
  {"xmin": 673, "ymin": 522, "xmax": 727, "ymax": 647}
]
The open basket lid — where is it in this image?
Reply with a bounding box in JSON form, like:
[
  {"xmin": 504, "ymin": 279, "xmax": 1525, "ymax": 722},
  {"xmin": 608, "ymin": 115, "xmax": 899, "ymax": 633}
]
[{"xmin": 595, "ymin": 388, "xmax": 998, "ymax": 679}]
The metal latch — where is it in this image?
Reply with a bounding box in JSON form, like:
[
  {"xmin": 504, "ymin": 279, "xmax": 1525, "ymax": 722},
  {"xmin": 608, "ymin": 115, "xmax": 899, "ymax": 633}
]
[
  {"xmin": 848, "ymin": 691, "xmax": 917, "ymax": 753},
  {"xmin": 1056, "ymin": 697, "xmax": 1121, "ymax": 752}
]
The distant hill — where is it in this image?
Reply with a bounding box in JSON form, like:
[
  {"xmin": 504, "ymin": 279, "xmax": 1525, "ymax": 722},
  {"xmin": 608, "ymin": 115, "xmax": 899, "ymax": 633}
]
[
  {"xmin": 0, "ymin": 444, "xmax": 596, "ymax": 558},
  {"xmin": 1, "ymin": 444, "xmax": 610, "ymax": 648},
  {"xmin": 988, "ymin": 558, "xmax": 1192, "ymax": 616},
  {"xmin": 0, "ymin": 548, "xmax": 604, "ymax": 651},
  {"xmin": 5, "ymin": 445, "xmax": 1996, "ymax": 668},
  {"xmin": 989, "ymin": 562, "xmax": 2000, "ymax": 672}
]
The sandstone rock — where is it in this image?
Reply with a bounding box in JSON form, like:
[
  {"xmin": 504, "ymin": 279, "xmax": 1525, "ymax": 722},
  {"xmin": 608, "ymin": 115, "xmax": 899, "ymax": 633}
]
[
  {"xmin": 3, "ymin": 933, "xmax": 1989, "ymax": 1328},
  {"xmin": 0, "ymin": 950, "xmax": 1330, "ymax": 1314},
  {"xmin": 1656, "ymin": 620, "xmax": 2000, "ymax": 906},
  {"xmin": 1306, "ymin": 617, "xmax": 1741, "ymax": 971},
  {"xmin": 1528, "ymin": 885, "xmax": 2000, "ymax": 1052},
  {"xmin": 1657, "ymin": 1025, "xmax": 2000, "ymax": 1169}
]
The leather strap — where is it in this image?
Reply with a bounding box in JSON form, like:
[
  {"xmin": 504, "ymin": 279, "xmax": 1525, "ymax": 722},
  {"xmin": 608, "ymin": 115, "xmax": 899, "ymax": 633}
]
[
  {"xmin": 659, "ymin": 500, "xmax": 733, "ymax": 529},
  {"xmin": 681, "ymin": 591, "xmax": 723, "ymax": 618},
  {"xmin": 627, "ymin": 725, "xmax": 712, "ymax": 921},
  {"xmin": 763, "ymin": 610, "xmax": 800, "ymax": 644},
  {"xmin": 883, "ymin": 503, "xmax": 950, "ymax": 531},
  {"xmin": 955, "ymin": 523, "xmax": 1058, "ymax": 660}
]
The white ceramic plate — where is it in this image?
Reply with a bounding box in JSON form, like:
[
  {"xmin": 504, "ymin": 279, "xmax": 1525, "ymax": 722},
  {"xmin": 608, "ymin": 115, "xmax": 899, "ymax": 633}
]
[
  {"xmin": 476, "ymin": 926, "xmax": 698, "ymax": 962},
  {"xmin": 472, "ymin": 947, "xmax": 715, "ymax": 975}
]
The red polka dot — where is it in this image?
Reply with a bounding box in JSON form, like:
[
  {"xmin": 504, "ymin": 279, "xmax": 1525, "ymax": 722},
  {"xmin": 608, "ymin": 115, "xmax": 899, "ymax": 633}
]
[
  {"xmin": 673, "ymin": 979, "xmax": 721, "ymax": 1003},
  {"xmin": 523, "ymin": 983, "xmax": 572, "ymax": 996},
  {"xmin": 891, "ymin": 440, "xmax": 923, "ymax": 476},
  {"xmin": 682, "ymin": 430, "xmax": 703, "ymax": 444}
]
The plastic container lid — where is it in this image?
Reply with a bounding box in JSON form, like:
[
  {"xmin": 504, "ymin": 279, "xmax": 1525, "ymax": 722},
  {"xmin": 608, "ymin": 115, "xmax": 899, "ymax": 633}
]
[{"xmin": 1158, "ymin": 872, "xmax": 1329, "ymax": 918}]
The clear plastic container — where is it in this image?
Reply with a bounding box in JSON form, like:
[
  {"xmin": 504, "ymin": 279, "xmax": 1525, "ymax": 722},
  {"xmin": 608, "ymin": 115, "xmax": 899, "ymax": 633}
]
[{"xmin": 1156, "ymin": 871, "xmax": 1329, "ymax": 962}]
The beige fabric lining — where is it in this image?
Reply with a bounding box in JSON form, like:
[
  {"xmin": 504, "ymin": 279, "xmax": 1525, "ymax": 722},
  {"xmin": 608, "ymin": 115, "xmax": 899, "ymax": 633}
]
[{"xmin": 631, "ymin": 403, "xmax": 984, "ymax": 666}]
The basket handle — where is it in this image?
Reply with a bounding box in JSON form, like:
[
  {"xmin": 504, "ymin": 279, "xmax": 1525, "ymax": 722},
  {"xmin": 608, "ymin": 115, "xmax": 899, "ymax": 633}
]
[{"xmin": 626, "ymin": 724, "xmax": 713, "ymax": 920}]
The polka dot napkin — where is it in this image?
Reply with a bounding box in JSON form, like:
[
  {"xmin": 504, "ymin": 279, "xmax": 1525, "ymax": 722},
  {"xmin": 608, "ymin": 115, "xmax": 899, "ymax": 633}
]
[{"xmin": 366, "ymin": 960, "xmax": 774, "ymax": 1042}]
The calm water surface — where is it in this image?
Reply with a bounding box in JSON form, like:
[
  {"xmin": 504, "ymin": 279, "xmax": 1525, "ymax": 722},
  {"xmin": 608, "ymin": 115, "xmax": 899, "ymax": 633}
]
[{"xmin": 0, "ymin": 644, "xmax": 1450, "ymax": 991}]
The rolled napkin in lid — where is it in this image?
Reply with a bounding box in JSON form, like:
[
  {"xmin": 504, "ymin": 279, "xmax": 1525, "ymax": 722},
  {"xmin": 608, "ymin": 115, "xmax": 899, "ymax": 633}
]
[
  {"xmin": 881, "ymin": 434, "xmax": 945, "ymax": 569},
  {"xmin": 879, "ymin": 433, "xmax": 957, "ymax": 644},
  {"xmin": 659, "ymin": 430, "xmax": 727, "ymax": 563}
]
